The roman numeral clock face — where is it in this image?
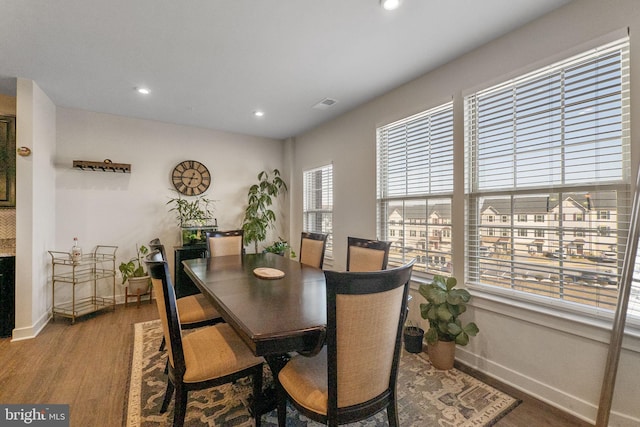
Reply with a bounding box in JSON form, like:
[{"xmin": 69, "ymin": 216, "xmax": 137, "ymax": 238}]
[{"xmin": 172, "ymin": 160, "xmax": 211, "ymax": 196}]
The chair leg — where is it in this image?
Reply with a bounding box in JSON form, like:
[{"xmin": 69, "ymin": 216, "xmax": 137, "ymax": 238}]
[
  {"xmin": 276, "ymin": 377, "xmax": 287, "ymax": 427},
  {"xmin": 160, "ymin": 380, "xmax": 174, "ymax": 413},
  {"xmin": 159, "ymin": 336, "xmax": 166, "ymax": 351},
  {"xmin": 252, "ymin": 364, "xmax": 264, "ymax": 427},
  {"xmin": 173, "ymin": 384, "xmax": 188, "ymax": 427},
  {"xmin": 387, "ymin": 399, "xmax": 399, "ymax": 427}
]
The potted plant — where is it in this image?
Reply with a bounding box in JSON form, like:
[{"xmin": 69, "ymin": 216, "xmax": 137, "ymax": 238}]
[
  {"xmin": 119, "ymin": 244, "xmax": 150, "ymax": 294},
  {"xmin": 419, "ymin": 275, "xmax": 479, "ymax": 370},
  {"xmin": 263, "ymin": 238, "xmax": 296, "ymax": 258},
  {"xmin": 241, "ymin": 169, "xmax": 288, "ymax": 254},
  {"xmin": 403, "ymin": 320, "xmax": 424, "ymax": 354},
  {"xmin": 167, "ymin": 193, "xmax": 217, "ymax": 245}
]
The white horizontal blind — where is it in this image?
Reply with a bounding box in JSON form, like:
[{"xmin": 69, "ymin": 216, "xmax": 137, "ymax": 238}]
[
  {"xmin": 303, "ymin": 164, "xmax": 333, "ymax": 257},
  {"xmin": 377, "ymin": 102, "xmax": 454, "ymax": 275},
  {"xmin": 465, "ymin": 38, "xmax": 630, "ymax": 314}
]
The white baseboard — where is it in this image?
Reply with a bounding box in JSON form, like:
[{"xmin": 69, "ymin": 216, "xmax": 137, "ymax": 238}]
[
  {"xmin": 10, "ymin": 310, "xmax": 51, "ymax": 341},
  {"xmin": 455, "ymin": 347, "xmax": 640, "ymax": 426}
]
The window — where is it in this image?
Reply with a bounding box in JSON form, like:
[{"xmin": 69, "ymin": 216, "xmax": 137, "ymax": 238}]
[
  {"xmin": 303, "ymin": 164, "xmax": 333, "ymax": 257},
  {"xmin": 465, "ymin": 38, "xmax": 630, "ymax": 312},
  {"xmin": 377, "ymin": 102, "xmax": 454, "ymax": 276},
  {"xmin": 517, "ymin": 214, "xmax": 527, "ymax": 222}
]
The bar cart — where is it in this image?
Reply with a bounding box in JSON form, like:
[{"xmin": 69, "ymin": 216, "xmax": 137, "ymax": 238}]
[{"xmin": 49, "ymin": 245, "xmax": 118, "ymax": 324}]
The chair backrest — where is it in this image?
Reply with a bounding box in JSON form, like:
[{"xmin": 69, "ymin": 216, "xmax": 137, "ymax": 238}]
[
  {"xmin": 299, "ymin": 232, "xmax": 328, "ymax": 269},
  {"xmin": 145, "ymin": 250, "xmax": 186, "ymax": 377},
  {"xmin": 148, "ymin": 238, "xmax": 166, "ymax": 260},
  {"xmin": 346, "ymin": 236, "xmax": 392, "ymax": 272},
  {"xmin": 205, "ymin": 230, "xmax": 244, "ymax": 257},
  {"xmin": 323, "ymin": 259, "xmax": 415, "ymax": 413}
]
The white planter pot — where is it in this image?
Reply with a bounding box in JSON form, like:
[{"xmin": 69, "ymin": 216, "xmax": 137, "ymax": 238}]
[{"xmin": 127, "ymin": 276, "xmax": 150, "ymax": 295}]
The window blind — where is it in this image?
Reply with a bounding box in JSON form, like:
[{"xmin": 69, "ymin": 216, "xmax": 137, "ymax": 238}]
[
  {"xmin": 303, "ymin": 164, "xmax": 333, "ymax": 257},
  {"xmin": 377, "ymin": 102, "xmax": 454, "ymax": 275},
  {"xmin": 465, "ymin": 38, "xmax": 630, "ymax": 314}
]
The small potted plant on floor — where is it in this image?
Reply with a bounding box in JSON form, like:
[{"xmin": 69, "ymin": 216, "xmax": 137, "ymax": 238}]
[
  {"xmin": 119, "ymin": 244, "xmax": 150, "ymax": 295},
  {"xmin": 419, "ymin": 275, "xmax": 479, "ymax": 370}
]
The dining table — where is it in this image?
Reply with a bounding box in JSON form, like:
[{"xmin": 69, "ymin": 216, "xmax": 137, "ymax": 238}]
[{"xmin": 182, "ymin": 252, "xmax": 328, "ymax": 414}]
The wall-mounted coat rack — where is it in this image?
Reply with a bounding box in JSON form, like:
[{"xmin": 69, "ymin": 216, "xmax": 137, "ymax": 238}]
[{"xmin": 72, "ymin": 159, "xmax": 131, "ymax": 173}]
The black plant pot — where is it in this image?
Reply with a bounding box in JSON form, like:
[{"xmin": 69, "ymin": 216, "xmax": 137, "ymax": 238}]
[{"xmin": 403, "ymin": 326, "xmax": 424, "ymax": 353}]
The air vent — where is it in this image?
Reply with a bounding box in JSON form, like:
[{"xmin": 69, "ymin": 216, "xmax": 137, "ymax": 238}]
[{"xmin": 312, "ymin": 98, "xmax": 339, "ymax": 110}]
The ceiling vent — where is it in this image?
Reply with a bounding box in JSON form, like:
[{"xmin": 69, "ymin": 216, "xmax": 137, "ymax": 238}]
[{"xmin": 313, "ymin": 97, "xmax": 339, "ymax": 110}]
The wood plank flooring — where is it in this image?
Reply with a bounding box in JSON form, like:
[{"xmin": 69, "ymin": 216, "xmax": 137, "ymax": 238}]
[{"xmin": 0, "ymin": 303, "xmax": 591, "ymax": 427}]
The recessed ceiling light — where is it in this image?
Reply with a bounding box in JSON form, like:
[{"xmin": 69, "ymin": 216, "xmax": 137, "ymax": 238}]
[
  {"xmin": 136, "ymin": 87, "xmax": 150, "ymax": 95},
  {"xmin": 381, "ymin": 0, "xmax": 401, "ymax": 11},
  {"xmin": 253, "ymin": 110, "xmax": 265, "ymax": 117}
]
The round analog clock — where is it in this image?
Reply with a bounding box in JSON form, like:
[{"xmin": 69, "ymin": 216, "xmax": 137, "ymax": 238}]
[{"xmin": 171, "ymin": 160, "xmax": 211, "ymax": 196}]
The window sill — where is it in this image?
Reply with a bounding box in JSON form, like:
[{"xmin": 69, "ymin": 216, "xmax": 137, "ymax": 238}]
[
  {"xmin": 409, "ymin": 276, "xmax": 640, "ymax": 353},
  {"xmin": 469, "ymin": 284, "xmax": 640, "ymax": 353}
]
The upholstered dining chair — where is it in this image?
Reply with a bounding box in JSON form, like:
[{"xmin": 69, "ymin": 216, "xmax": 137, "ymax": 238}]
[
  {"xmin": 205, "ymin": 229, "xmax": 244, "ymax": 257},
  {"xmin": 276, "ymin": 259, "xmax": 416, "ymax": 427},
  {"xmin": 145, "ymin": 251, "xmax": 264, "ymax": 427},
  {"xmin": 299, "ymin": 231, "xmax": 328, "ymax": 269},
  {"xmin": 151, "ymin": 241, "xmax": 223, "ymax": 352},
  {"xmin": 346, "ymin": 236, "xmax": 392, "ymax": 272}
]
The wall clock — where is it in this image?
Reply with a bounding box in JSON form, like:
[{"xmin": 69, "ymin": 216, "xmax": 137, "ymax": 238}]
[{"xmin": 172, "ymin": 160, "xmax": 211, "ymax": 196}]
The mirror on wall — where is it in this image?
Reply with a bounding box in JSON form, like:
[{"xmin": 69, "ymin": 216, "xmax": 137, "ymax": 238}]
[{"xmin": 0, "ymin": 115, "xmax": 15, "ymax": 207}]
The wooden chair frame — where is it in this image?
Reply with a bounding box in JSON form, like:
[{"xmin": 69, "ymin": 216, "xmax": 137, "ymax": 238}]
[
  {"xmin": 205, "ymin": 229, "xmax": 244, "ymax": 257},
  {"xmin": 346, "ymin": 236, "xmax": 392, "ymax": 272},
  {"xmin": 299, "ymin": 231, "xmax": 328, "ymax": 269},
  {"xmin": 151, "ymin": 241, "xmax": 222, "ymax": 352},
  {"xmin": 276, "ymin": 259, "xmax": 415, "ymax": 427}
]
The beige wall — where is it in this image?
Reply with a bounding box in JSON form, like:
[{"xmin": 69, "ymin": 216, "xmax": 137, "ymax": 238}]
[
  {"xmin": 291, "ymin": 0, "xmax": 640, "ymax": 424},
  {"xmin": 0, "ymin": 93, "xmax": 16, "ymax": 116},
  {"xmin": 54, "ymin": 107, "xmax": 286, "ymax": 302},
  {"xmin": 14, "ymin": 79, "xmax": 56, "ymax": 340}
]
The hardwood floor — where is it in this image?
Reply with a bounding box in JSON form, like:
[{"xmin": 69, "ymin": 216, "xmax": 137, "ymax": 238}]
[{"xmin": 0, "ymin": 303, "xmax": 591, "ymax": 427}]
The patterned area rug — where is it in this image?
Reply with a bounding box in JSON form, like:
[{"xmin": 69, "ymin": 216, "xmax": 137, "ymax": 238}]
[{"xmin": 125, "ymin": 320, "xmax": 519, "ymax": 426}]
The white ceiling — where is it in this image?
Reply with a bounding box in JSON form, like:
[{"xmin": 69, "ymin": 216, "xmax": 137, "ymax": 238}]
[{"xmin": 0, "ymin": 0, "xmax": 571, "ymax": 140}]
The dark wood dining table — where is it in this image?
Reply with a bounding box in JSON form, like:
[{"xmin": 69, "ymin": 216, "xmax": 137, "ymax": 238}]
[
  {"xmin": 183, "ymin": 253, "xmax": 328, "ymax": 415},
  {"xmin": 182, "ymin": 252, "xmax": 327, "ymax": 358}
]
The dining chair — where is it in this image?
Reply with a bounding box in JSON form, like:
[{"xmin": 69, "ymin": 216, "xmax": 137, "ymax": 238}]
[
  {"xmin": 205, "ymin": 229, "xmax": 244, "ymax": 257},
  {"xmin": 145, "ymin": 250, "xmax": 265, "ymax": 427},
  {"xmin": 346, "ymin": 236, "xmax": 392, "ymax": 272},
  {"xmin": 276, "ymin": 259, "xmax": 416, "ymax": 427},
  {"xmin": 148, "ymin": 237, "xmax": 166, "ymax": 260},
  {"xmin": 299, "ymin": 231, "xmax": 328, "ymax": 269},
  {"xmin": 151, "ymin": 241, "xmax": 223, "ymax": 352}
]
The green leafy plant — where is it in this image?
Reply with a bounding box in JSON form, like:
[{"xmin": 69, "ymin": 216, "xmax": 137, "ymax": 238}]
[
  {"xmin": 241, "ymin": 169, "xmax": 288, "ymax": 253},
  {"xmin": 263, "ymin": 238, "xmax": 296, "ymax": 258},
  {"xmin": 166, "ymin": 194, "xmax": 216, "ymax": 227},
  {"xmin": 419, "ymin": 275, "xmax": 479, "ymax": 346},
  {"xmin": 118, "ymin": 244, "xmax": 149, "ymax": 284}
]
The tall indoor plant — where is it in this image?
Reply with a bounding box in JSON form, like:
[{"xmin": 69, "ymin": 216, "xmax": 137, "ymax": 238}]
[
  {"xmin": 241, "ymin": 169, "xmax": 288, "ymax": 254},
  {"xmin": 419, "ymin": 275, "xmax": 479, "ymax": 369}
]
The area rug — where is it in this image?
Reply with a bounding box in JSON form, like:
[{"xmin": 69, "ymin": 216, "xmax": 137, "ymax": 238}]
[{"xmin": 125, "ymin": 320, "xmax": 519, "ymax": 426}]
